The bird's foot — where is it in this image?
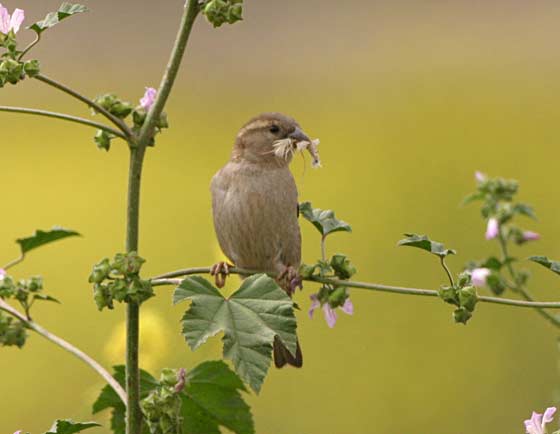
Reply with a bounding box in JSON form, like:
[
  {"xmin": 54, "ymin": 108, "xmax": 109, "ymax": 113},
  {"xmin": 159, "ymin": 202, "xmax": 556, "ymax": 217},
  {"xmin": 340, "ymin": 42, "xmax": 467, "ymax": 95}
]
[
  {"xmin": 210, "ymin": 261, "xmax": 232, "ymax": 289},
  {"xmin": 277, "ymin": 265, "xmax": 303, "ymax": 296}
]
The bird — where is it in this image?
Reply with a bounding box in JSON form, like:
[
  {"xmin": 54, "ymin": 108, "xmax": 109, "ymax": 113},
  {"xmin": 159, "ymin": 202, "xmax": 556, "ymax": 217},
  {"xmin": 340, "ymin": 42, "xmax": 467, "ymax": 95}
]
[{"xmin": 210, "ymin": 112, "xmax": 313, "ymax": 368}]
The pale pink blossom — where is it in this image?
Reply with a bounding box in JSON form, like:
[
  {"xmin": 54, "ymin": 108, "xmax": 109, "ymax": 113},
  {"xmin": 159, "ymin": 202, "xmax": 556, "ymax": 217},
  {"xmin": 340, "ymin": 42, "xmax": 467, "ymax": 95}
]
[
  {"xmin": 0, "ymin": 268, "xmax": 5, "ymax": 280},
  {"xmin": 475, "ymin": 171, "xmax": 487, "ymax": 182},
  {"xmin": 309, "ymin": 293, "xmax": 354, "ymax": 328},
  {"xmin": 485, "ymin": 218, "xmax": 499, "ymax": 240},
  {"xmin": 523, "ymin": 231, "xmax": 541, "ymax": 242},
  {"xmin": 471, "ymin": 268, "xmax": 491, "ymax": 287},
  {"xmin": 0, "ymin": 4, "xmax": 24, "ymax": 34},
  {"xmin": 139, "ymin": 87, "xmax": 157, "ymax": 111},
  {"xmin": 524, "ymin": 407, "xmax": 556, "ymax": 434}
]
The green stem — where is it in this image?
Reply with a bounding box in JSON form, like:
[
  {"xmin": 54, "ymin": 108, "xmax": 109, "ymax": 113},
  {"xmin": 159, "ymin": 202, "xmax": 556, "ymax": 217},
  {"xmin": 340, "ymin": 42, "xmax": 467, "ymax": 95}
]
[
  {"xmin": 34, "ymin": 74, "xmax": 132, "ymax": 139},
  {"xmin": 125, "ymin": 146, "xmax": 146, "ymax": 434},
  {"xmin": 0, "ymin": 298, "xmax": 127, "ymax": 404},
  {"xmin": 18, "ymin": 33, "xmax": 41, "ymax": 60},
  {"xmin": 320, "ymin": 235, "xmax": 327, "ymax": 263},
  {"xmin": 0, "ymin": 106, "xmax": 127, "ymax": 140},
  {"xmin": 150, "ymin": 266, "xmax": 560, "ymax": 309},
  {"xmin": 124, "ymin": 3, "xmax": 199, "ymax": 433},
  {"xmin": 136, "ymin": 0, "xmax": 200, "ymax": 148},
  {"xmin": 440, "ymin": 257, "xmax": 455, "ymax": 287},
  {"xmin": 497, "ymin": 230, "xmax": 560, "ymax": 327}
]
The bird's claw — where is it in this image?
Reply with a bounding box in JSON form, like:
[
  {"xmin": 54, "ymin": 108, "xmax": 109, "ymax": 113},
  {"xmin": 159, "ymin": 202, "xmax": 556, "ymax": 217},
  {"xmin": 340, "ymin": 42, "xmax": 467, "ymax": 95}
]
[
  {"xmin": 210, "ymin": 261, "xmax": 232, "ymax": 289},
  {"xmin": 277, "ymin": 266, "xmax": 303, "ymax": 296}
]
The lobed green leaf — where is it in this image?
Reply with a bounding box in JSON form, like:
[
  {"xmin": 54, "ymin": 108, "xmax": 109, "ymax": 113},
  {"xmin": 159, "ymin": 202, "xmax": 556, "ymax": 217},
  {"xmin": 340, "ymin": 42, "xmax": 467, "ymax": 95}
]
[
  {"xmin": 30, "ymin": 3, "xmax": 88, "ymax": 34},
  {"xmin": 44, "ymin": 420, "xmax": 100, "ymax": 434},
  {"xmin": 397, "ymin": 233, "xmax": 456, "ymax": 258},
  {"xmin": 529, "ymin": 256, "xmax": 560, "ymax": 276},
  {"xmin": 299, "ymin": 202, "xmax": 352, "ymax": 237},
  {"xmin": 16, "ymin": 227, "xmax": 80, "ymax": 255},
  {"xmin": 174, "ymin": 275, "xmax": 297, "ymax": 393}
]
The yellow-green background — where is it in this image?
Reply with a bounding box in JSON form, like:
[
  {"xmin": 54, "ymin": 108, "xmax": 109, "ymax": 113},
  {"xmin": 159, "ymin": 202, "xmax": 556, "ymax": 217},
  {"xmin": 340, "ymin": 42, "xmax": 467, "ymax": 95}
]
[{"xmin": 2, "ymin": 0, "xmax": 560, "ymax": 432}]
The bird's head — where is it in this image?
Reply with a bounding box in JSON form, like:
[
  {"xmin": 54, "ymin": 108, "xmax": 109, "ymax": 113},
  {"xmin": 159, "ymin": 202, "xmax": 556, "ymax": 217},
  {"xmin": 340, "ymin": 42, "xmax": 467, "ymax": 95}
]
[{"xmin": 232, "ymin": 112, "xmax": 317, "ymax": 166}]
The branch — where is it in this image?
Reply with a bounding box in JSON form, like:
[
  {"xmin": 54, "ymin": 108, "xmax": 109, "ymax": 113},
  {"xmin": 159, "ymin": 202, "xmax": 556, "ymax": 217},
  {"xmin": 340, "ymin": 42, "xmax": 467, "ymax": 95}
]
[
  {"xmin": 34, "ymin": 74, "xmax": 132, "ymax": 140},
  {"xmin": 0, "ymin": 106, "xmax": 127, "ymax": 140},
  {"xmin": 150, "ymin": 266, "xmax": 560, "ymax": 310},
  {"xmin": 0, "ymin": 298, "xmax": 127, "ymax": 404},
  {"xmin": 136, "ymin": 0, "xmax": 200, "ymax": 148}
]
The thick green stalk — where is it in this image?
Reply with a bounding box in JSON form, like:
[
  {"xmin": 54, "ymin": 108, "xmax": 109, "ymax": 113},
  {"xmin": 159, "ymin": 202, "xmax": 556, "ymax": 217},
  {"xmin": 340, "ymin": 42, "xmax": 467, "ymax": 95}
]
[
  {"xmin": 125, "ymin": 146, "xmax": 146, "ymax": 434},
  {"xmin": 124, "ymin": 2, "xmax": 199, "ymax": 433}
]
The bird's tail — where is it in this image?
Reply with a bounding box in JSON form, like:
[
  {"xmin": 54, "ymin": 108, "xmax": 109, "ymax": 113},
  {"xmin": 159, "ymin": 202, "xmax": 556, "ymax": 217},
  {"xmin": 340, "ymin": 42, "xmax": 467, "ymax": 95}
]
[{"xmin": 273, "ymin": 336, "xmax": 303, "ymax": 368}]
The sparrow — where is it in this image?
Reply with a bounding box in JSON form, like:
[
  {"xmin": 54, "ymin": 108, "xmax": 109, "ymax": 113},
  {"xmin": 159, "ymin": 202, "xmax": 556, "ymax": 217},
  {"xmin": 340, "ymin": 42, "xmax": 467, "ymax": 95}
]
[{"xmin": 210, "ymin": 112, "xmax": 314, "ymax": 368}]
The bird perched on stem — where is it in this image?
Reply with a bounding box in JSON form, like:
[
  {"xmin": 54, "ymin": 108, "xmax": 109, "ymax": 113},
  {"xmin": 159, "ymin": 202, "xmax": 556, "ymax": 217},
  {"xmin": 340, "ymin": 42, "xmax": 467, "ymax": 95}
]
[{"xmin": 210, "ymin": 112, "xmax": 318, "ymax": 368}]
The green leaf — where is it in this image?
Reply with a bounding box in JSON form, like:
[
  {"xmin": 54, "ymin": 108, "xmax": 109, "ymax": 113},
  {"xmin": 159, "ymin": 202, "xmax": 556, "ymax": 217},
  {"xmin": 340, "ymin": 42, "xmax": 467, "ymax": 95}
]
[
  {"xmin": 514, "ymin": 203, "xmax": 537, "ymax": 220},
  {"xmin": 174, "ymin": 275, "xmax": 297, "ymax": 393},
  {"xmin": 16, "ymin": 227, "xmax": 80, "ymax": 255},
  {"xmin": 93, "ymin": 363, "xmax": 254, "ymax": 434},
  {"xmin": 299, "ymin": 202, "xmax": 352, "ymax": 237},
  {"xmin": 461, "ymin": 191, "xmax": 485, "ymax": 206},
  {"xmin": 183, "ymin": 361, "xmax": 254, "ymax": 434},
  {"xmin": 30, "ymin": 3, "xmax": 88, "ymax": 34},
  {"xmin": 33, "ymin": 294, "xmax": 61, "ymax": 303},
  {"xmin": 529, "ymin": 256, "xmax": 560, "ymax": 276},
  {"xmin": 397, "ymin": 233, "xmax": 456, "ymax": 258},
  {"xmin": 92, "ymin": 365, "xmax": 158, "ymax": 434},
  {"xmin": 45, "ymin": 420, "xmax": 100, "ymax": 434}
]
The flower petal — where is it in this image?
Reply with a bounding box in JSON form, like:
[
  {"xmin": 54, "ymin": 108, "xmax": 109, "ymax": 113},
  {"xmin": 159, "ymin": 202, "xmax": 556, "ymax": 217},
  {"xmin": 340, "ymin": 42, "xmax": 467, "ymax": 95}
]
[
  {"xmin": 323, "ymin": 304, "xmax": 337, "ymax": 328},
  {"xmin": 526, "ymin": 411, "xmax": 543, "ymax": 434},
  {"xmin": 0, "ymin": 4, "xmax": 10, "ymax": 34},
  {"xmin": 471, "ymin": 268, "xmax": 491, "ymax": 287},
  {"xmin": 522, "ymin": 231, "xmax": 541, "ymax": 242},
  {"xmin": 341, "ymin": 298, "xmax": 354, "ymax": 315},
  {"xmin": 139, "ymin": 87, "xmax": 157, "ymax": 110},
  {"xmin": 308, "ymin": 294, "xmax": 320, "ymax": 319},
  {"xmin": 9, "ymin": 8, "xmax": 24, "ymax": 33},
  {"xmin": 475, "ymin": 171, "xmax": 487, "ymax": 182},
  {"xmin": 485, "ymin": 218, "xmax": 499, "ymax": 240},
  {"xmin": 542, "ymin": 407, "xmax": 556, "ymax": 425}
]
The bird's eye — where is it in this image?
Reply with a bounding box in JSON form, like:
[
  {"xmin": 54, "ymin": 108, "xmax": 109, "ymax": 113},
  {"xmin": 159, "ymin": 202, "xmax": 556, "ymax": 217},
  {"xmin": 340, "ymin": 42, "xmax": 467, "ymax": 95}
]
[{"xmin": 269, "ymin": 125, "xmax": 280, "ymax": 134}]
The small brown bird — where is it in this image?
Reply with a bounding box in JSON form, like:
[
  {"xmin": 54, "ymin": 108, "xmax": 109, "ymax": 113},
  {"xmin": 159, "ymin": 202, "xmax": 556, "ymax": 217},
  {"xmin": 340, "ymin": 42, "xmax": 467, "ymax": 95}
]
[{"xmin": 210, "ymin": 112, "xmax": 313, "ymax": 368}]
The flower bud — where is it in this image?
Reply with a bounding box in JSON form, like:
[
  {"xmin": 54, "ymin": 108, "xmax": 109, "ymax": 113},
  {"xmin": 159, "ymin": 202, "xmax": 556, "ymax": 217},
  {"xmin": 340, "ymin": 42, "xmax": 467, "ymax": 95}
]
[
  {"xmin": 94, "ymin": 130, "xmax": 112, "ymax": 151},
  {"xmin": 23, "ymin": 59, "xmax": 40, "ymax": 78}
]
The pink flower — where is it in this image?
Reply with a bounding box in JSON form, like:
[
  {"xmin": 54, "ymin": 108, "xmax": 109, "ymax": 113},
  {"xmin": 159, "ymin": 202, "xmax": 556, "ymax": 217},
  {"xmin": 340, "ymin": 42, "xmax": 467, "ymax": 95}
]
[
  {"xmin": 523, "ymin": 231, "xmax": 541, "ymax": 242},
  {"xmin": 471, "ymin": 268, "xmax": 491, "ymax": 287},
  {"xmin": 309, "ymin": 293, "xmax": 354, "ymax": 328},
  {"xmin": 139, "ymin": 87, "xmax": 157, "ymax": 111},
  {"xmin": 485, "ymin": 218, "xmax": 499, "ymax": 240},
  {"xmin": 0, "ymin": 4, "xmax": 24, "ymax": 35},
  {"xmin": 475, "ymin": 171, "xmax": 487, "ymax": 182},
  {"xmin": 524, "ymin": 407, "xmax": 556, "ymax": 434}
]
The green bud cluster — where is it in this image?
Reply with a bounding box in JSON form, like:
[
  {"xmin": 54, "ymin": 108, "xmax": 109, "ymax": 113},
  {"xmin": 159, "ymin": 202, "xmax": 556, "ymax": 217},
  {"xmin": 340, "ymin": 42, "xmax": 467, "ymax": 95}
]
[
  {"xmin": 0, "ymin": 58, "xmax": 40, "ymax": 88},
  {"xmin": 202, "ymin": 0, "xmax": 243, "ymax": 27},
  {"xmin": 0, "ymin": 312, "xmax": 27, "ymax": 348},
  {"xmin": 0, "ymin": 272, "xmax": 57, "ymax": 319},
  {"xmin": 94, "ymin": 94, "xmax": 133, "ymax": 119},
  {"xmin": 300, "ymin": 253, "xmax": 357, "ymax": 309},
  {"xmin": 141, "ymin": 368, "xmax": 184, "ymax": 434},
  {"xmin": 131, "ymin": 108, "xmax": 169, "ymax": 146},
  {"xmin": 89, "ymin": 252, "xmax": 154, "ymax": 310},
  {"xmin": 438, "ymin": 279, "xmax": 478, "ymax": 325}
]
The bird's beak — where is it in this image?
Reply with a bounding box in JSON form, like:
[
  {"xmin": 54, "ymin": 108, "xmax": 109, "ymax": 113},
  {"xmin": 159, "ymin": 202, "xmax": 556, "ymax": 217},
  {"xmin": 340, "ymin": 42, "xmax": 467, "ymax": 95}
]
[{"xmin": 289, "ymin": 127, "xmax": 310, "ymax": 144}]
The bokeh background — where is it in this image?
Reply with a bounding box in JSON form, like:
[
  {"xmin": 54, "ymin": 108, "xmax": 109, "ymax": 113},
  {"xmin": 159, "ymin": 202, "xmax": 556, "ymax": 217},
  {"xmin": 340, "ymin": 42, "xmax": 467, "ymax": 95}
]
[{"xmin": 2, "ymin": 0, "xmax": 560, "ymax": 432}]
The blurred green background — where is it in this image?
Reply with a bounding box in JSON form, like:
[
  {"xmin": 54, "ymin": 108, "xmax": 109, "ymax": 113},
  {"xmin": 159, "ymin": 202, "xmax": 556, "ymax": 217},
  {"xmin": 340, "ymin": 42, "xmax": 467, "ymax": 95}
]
[{"xmin": 2, "ymin": 0, "xmax": 560, "ymax": 432}]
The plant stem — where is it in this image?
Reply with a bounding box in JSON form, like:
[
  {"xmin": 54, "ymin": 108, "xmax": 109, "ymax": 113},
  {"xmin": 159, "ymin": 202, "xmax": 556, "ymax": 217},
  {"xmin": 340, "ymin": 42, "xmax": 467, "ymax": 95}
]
[
  {"xmin": 2, "ymin": 253, "xmax": 25, "ymax": 271},
  {"xmin": 150, "ymin": 266, "xmax": 560, "ymax": 309},
  {"xmin": 18, "ymin": 33, "xmax": 41, "ymax": 60},
  {"xmin": 440, "ymin": 257, "xmax": 455, "ymax": 287},
  {"xmin": 320, "ymin": 235, "xmax": 327, "ymax": 263},
  {"xmin": 0, "ymin": 106, "xmax": 127, "ymax": 140},
  {"xmin": 125, "ymin": 146, "xmax": 146, "ymax": 434},
  {"xmin": 136, "ymin": 0, "xmax": 200, "ymax": 148},
  {"xmin": 123, "ymin": 3, "xmax": 199, "ymax": 433},
  {"xmin": 497, "ymin": 230, "xmax": 560, "ymax": 327},
  {"xmin": 34, "ymin": 74, "xmax": 132, "ymax": 139},
  {"xmin": 0, "ymin": 298, "xmax": 127, "ymax": 404}
]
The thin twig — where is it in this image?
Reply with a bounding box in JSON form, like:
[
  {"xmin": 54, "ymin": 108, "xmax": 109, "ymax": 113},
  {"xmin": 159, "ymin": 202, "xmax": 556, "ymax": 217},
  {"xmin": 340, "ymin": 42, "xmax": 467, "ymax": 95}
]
[
  {"xmin": 34, "ymin": 74, "xmax": 132, "ymax": 139},
  {"xmin": 440, "ymin": 257, "xmax": 455, "ymax": 287},
  {"xmin": 498, "ymin": 231, "xmax": 560, "ymax": 327},
  {"xmin": 0, "ymin": 298, "xmax": 127, "ymax": 404},
  {"xmin": 150, "ymin": 266, "xmax": 560, "ymax": 310},
  {"xmin": 0, "ymin": 106, "xmax": 127, "ymax": 140},
  {"xmin": 18, "ymin": 33, "xmax": 41, "ymax": 60},
  {"xmin": 2, "ymin": 254, "xmax": 25, "ymax": 271}
]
